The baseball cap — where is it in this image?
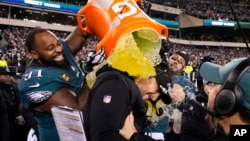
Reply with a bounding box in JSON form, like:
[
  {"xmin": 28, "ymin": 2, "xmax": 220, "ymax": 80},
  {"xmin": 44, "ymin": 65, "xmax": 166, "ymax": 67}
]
[
  {"xmin": 174, "ymin": 51, "xmax": 189, "ymax": 65},
  {"xmin": 199, "ymin": 57, "xmax": 250, "ymax": 109},
  {"xmin": 0, "ymin": 66, "xmax": 15, "ymax": 76}
]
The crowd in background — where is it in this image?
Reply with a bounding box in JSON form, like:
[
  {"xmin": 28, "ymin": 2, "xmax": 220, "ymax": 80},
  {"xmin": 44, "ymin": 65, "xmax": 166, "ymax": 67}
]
[
  {"xmin": 47, "ymin": 0, "xmax": 250, "ymax": 22},
  {"xmin": 0, "ymin": 1, "xmax": 249, "ymax": 141},
  {"xmin": 1, "ymin": 0, "xmax": 250, "ymax": 25},
  {"xmin": 0, "ymin": 25, "xmax": 249, "ymax": 77},
  {"xmin": 152, "ymin": 0, "xmax": 250, "ymax": 22},
  {"xmin": 1, "ymin": 0, "xmax": 249, "ymax": 44}
]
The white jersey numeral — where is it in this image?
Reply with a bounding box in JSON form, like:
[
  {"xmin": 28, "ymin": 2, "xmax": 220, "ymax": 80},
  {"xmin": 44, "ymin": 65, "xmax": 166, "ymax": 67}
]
[
  {"xmin": 111, "ymin": 2, "xmax": 137, "ymax": 19},
  {"xmin": 24, "ymin": 69, "xmax": 43, "ymax": 81}
]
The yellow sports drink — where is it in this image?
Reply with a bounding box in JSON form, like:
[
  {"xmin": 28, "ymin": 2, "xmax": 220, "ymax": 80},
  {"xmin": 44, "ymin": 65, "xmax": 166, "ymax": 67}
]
[{"xmin": 77, "ymin": 0, "xmax": 168, "ymax": 79}]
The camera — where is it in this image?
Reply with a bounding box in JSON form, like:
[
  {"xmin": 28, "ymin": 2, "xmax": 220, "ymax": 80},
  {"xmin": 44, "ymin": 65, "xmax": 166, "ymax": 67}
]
[{"xmin": 201, "ymin": 56, "xmax": 214, "ymax": 63}]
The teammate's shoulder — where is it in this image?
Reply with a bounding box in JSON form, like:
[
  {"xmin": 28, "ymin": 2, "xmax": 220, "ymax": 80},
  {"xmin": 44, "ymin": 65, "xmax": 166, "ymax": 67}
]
[
  {"xmin": 19, "ymin": 67, "xmax": 62, "ymax": 91},
  {"xmin": 25, "ymin": 66, "xmax": 62, "ymax": 75},
  {"xmin": 20, "ymin": 66, "xmax": 64, "ymax": 84}
]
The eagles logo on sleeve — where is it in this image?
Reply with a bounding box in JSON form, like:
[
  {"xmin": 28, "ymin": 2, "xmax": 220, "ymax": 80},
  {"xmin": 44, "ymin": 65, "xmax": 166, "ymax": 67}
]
[{"xmin": 26, "ymin": 91, "xmax": 53, "ymax": 103}]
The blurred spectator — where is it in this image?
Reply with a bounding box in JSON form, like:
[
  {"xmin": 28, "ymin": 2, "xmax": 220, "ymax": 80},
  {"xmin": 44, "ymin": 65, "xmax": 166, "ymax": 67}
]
[
  {"xmin": 0, "ymin": 75, "xmax": 9, "ymax": 141},
  {"xmin": 0, "ymin": 66, "xmax": 24, "ymax": 141},
  {"xmin": 0, "ymin": 53, "xmax": 8, "ymax": 67},
  {"xmin": 0, "ymin": 35, "xmax": 8, "ymax": 51},
  {"xmin": 12, "ymin": 51, "xmax": 26, "ymax": 75},
  {"xmin": 4, "ymin": 50, "xmax": 14, "ymax": 66}
]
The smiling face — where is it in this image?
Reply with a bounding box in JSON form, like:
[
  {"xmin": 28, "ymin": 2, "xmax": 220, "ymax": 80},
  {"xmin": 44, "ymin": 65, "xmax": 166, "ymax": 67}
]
[
  {"xmin": 167, "ymin": 54, "xmax": 186, "ymax": 74},
  {"xmin": 31, "ymin": 30, "xmax": 67, "ymax": 66}
]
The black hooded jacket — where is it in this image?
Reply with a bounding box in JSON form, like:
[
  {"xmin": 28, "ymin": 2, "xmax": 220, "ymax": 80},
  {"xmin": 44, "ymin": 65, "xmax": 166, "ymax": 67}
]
[
  {"xmin": 84, "ymin": 65, "xmax": 147, "ymax": 141},
  {"xmin": 0, "ymin": 81, "xmax": 20, "ymax": 141},
  {"xmin": 0, "ymin": 88, "xmax": 10, "ymax": 140}
]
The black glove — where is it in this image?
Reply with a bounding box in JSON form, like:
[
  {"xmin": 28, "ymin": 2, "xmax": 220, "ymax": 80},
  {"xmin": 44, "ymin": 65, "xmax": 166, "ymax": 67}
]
[
  {"xmin": 155, "ymin": 63, "xmax": 173, "ymax": 104},
  {"xmin": 83, "ymin": 47, "xmax": 105, "ymax": 73},
  {"xmin": 160, "ymin": 38, "xmax": 172, "ymax": 60}
]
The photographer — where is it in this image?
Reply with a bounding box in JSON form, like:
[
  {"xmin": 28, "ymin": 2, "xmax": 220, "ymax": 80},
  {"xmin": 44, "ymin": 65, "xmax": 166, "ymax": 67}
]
[{"xmin": 180, "ymin": 80, "xmax": 228, "ymax": 141}]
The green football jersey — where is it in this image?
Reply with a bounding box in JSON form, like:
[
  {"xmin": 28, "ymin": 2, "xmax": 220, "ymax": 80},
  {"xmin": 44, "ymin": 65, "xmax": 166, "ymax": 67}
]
[{"xmin": 18, "ymin": 40, "xmax": 85, "ymax": 141}]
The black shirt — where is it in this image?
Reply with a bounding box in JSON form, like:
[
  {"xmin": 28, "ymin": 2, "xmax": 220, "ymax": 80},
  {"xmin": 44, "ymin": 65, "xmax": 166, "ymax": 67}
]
[{"xmin": 84, "ymin": 66, "xmax": 147, "ymax": 141}]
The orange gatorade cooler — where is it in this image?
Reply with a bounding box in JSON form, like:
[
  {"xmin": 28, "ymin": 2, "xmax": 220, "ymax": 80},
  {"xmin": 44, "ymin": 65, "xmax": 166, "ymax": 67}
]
[{"xmin": 77, "ymin": 0, "xmax": 169, "ymax": 79}]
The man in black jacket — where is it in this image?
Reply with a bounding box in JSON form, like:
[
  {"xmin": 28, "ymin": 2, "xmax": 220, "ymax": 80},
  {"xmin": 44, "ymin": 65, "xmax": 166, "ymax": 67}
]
[
  {"xmin": 0, "ymin": 66, "xmax": 22, "ymax": 141},
  {"xmin": 83, "ymin": 30, "xmax": 171, "ymax": 140},
  {"xmin": 84, "ymin": 64, "xmax": 147, "ymax": 141},
  {"xmin": 0, "ymin": 66, "xmax": 39, "ymax": 141},
  {"xmin": 84, "ymin": 60, "xmax": 174, "ymax": 141},
  {"xmin": 0, "ymin": 83, "xmax": 9, "ymax": 141}
]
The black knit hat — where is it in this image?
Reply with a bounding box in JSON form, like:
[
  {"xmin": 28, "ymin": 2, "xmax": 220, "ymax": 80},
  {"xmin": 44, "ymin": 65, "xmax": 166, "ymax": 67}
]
[
  {"xmin": 174, "ymin": 51, "xmax": 189, "ymax": 65},
  {"xmin": 0, "ymin": 67, "xmax": 15, "ymax": 75}
]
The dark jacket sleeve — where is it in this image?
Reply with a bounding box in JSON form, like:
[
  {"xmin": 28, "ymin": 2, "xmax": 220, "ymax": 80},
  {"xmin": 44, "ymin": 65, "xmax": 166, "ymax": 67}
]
[
  {"xmin": 130, "ymin": 133, "xmax": 163, "ymax": 141},
  {"xmin": 181, "ymin": 101, "xmax": 214, "ymax": 138},
  {"xmin": 0, "ymin": 92, "xmax": 10, "ymax": 140}
]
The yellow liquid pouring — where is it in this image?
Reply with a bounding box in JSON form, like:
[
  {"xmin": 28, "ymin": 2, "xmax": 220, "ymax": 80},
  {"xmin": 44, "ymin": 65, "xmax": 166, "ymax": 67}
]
[{"xmin": 86, "ymin": 28, "xmax": 161, "ymax": 88}]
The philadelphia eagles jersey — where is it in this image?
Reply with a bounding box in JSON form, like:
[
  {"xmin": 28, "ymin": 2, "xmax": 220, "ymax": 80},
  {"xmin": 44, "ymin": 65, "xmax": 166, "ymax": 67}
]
[{"xmin": 18, "ymin": 40, "xmax": 85, "ymax": 141}]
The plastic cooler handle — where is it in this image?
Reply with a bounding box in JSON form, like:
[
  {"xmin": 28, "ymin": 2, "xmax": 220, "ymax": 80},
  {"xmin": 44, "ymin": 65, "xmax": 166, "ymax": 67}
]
[{"xmin": 77, "ymin": 5, "xmax": 91, "ymax": 34}]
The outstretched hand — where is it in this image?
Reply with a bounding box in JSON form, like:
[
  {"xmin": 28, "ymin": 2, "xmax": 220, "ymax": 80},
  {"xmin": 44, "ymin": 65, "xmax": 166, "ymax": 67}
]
[
  {"xmin": 84, "ymin": 47, "xmax": 105, "ymax": 73},
  {"xmin": 168, "ymin": 83, "xmax": 186, "ymax": 103},
  {"xmin": 119, "ymin": 112, "xmax": 137, "ymax": 140}
]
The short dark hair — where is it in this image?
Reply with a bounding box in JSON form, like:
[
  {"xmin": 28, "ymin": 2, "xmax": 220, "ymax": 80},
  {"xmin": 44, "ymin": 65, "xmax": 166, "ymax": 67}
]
[{"xmin": 25, "ymin": 28, "xmax": 47, "ymax": 52}]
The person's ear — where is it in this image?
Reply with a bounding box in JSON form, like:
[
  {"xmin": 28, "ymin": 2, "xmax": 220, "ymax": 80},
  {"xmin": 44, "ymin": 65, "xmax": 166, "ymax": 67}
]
[
  {"xmin": 182, "ymin": 65, "xmax": 186, "ymax": 71},
  {"xmin": 30, "ymin": 51, "xmax": 39, "ymax": 59},
  {"xmin": 165, "ymin": 53, "xmax": 172, "ymax": 62}
]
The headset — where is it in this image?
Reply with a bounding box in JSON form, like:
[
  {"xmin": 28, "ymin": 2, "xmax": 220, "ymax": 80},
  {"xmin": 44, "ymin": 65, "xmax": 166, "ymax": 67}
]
[{"xmin": 194, "ymin": 57, "xmax": 250, "ymax": 116}]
